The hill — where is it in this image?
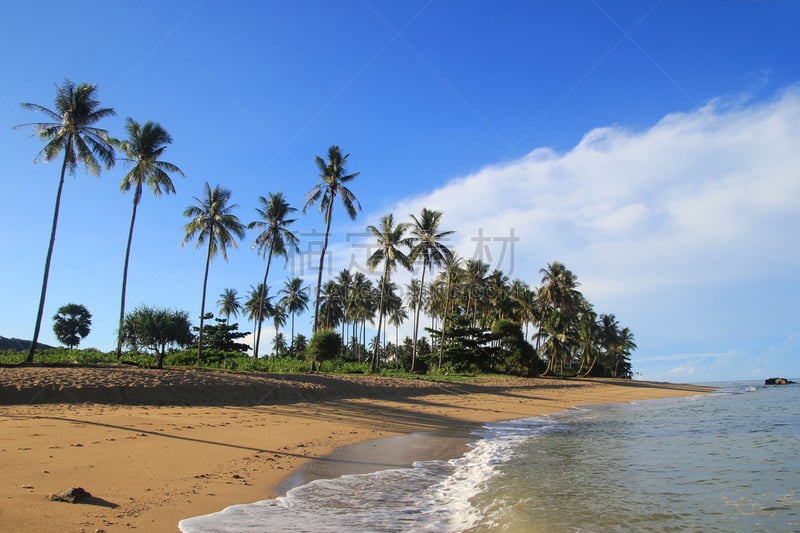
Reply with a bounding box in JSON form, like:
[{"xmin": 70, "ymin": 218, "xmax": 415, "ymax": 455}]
[{"xmin": 0, "ymin": 336, "xmax": 55, "ymax": 351}]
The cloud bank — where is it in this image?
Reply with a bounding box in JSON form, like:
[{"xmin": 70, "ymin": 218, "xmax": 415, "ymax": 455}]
[{"xmin": 380, "ymin": 87, "xmax": 800, "ymax": 381}]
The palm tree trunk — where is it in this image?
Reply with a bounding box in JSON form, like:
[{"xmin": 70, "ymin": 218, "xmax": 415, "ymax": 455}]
[
  {"xmin": 438, "ymin": 278, "xmax": 452, "ymax": 371},
  {"xmin": 254, "ymin": 250, "xmax": 274, "ymax": 358},
  {"xmin": 312, "ymin": 202, "xmax": 334, "ymax": 333},
  {"xmin": 372, "ymin": 271, "xmax": 387, "ymax": 372},
  {"xmin": 198, "ymin": 228, "xmax": 214, "ymax": 361},
  {"xmin": 117, "ymin": 192, "xmax": 140, "ymax": 357},
  {"xmin": 411, "ymin": 265, "xmax": 427, "ymax": 372},
  {"xmin": 27, "ymin": 154, "xmax": 70, "ymax": 363},
  {"xmin": 290, "ymin": 312, "xmax": 295, "ymax": 354}
]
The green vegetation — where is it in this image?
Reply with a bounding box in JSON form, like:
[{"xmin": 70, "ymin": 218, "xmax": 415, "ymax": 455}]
[
  {"xmin": 304, "ymin": 145, "xmax": 361, "ymax": 333},
  {"xmin": 248, "ymin": 192, "xmax": 300, "ymax": 358},
  {"xmin": 182, "ymin": 183, "xmax": 246, "ymax": 360},
  {"xmin": 52, "ymin": 303, "xmax": 92, "ymax": 349},
  {"xmin": 120, "ymin": 306, "xmax": 192, "ymax": 369},
  {"xmin": 16, "ymin": 80, "xmax": 116, "ymax": 362},
  {"xmin": 10, "ymin": 79, "xmax": 636, "ymax": 380},
  {"xmin": 115, "ymin": 118, "xmax": 184, "ymax": 357}
]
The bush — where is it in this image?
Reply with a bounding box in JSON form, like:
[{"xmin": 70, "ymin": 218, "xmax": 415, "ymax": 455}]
[{"xmin": 306, "ymin": 330, "xmax": 342, "ymax": 363}]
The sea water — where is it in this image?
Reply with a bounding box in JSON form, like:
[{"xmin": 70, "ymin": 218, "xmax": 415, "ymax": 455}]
[{"xmin": 179, "ymin": 381, "xmax": 799, "ymax": 532}]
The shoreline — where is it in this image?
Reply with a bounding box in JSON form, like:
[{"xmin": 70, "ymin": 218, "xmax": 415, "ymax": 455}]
[{"xmin": 0, "ymin": 367, "xmax": 714, "ymax": 532}]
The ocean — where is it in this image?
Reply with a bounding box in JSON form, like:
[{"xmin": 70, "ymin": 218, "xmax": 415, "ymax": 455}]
[{"xmin": 179, "ymin": 381, "xmax": 799, "ymax": 532}]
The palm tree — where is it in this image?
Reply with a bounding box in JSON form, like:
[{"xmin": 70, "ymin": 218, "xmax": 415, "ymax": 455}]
[
  {"xmin": 279, "ymin": 277, "xmax": 310, "ymax": 354},
  {"xmin": 436, "ymin": 253, "xmax": 463, "ymax": 370},
  {"xmin": 388, "ymin": 305, "xmax": 408, "ymax": 361},
  {"xmin": 115, "ymin": 118, "xmax": 183, "ymax": 356},
  {"xmin": 273, "ymin": 304, "xmax": 288, "ymax": 347},
  {"xmin": 366, "ymin": 214, "xmax": 411, "ymax": 371},
  {"xmin": 319, "ymin": 279, "xmax": 345, "ymax": 330},
  {"xmin": 248, "ymin": 192, "xmax": 300, "ymax": 357},
  {"xmin": 538, "ymin": 261, "xmax": 581, "ymax": 375},
  {"xmin": 408, "ymin": 208, "xmax": 454, "ymax": 372},
  {"xmin": 245, "ymin": 283, "xmax": 274, "ymax": 354},
  {"xmin": 217, "ymin": 288, "xmax": 242, "ymax": 323},
  {"xmin": 16, "ymin": 80, "xmax": 116, "ymax": 362},
  {"xmin": 303, "ymin": 146, "xmax": 361, "ymax": 333},
  {"xmin": 182, "ymin": 182, "xmax": 245, "ymax": 360}
]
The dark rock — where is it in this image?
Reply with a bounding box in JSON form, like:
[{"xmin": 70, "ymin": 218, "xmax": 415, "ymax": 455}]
[
  {"xmin": 765, "ymin": 377, "xmax": 796, "ymax": 385},
  {"xmin": 49, "ymin": 487, "xmax": 92, "ymax": 503}
]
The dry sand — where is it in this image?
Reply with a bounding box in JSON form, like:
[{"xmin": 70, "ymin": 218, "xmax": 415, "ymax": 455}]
[{"xmin": 0, "ymin": 366, "xmax": 713, "ymax": 532}]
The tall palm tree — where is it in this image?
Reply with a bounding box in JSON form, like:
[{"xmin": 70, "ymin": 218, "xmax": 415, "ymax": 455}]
[
  {"xmin": 217, "ymin": 288, "xmax": 242, "ymax": 323},
  {"xmin": 248, "ymin": 192, "xmax": 300, "ymax": 357},
  {"xmin": 408, "ymin": 208, "xmax": 454, "ymax": 372},
  {"xmin": 538, "ymin": 261, "xmax": 581, "ymax": 375},
  {"xmin": 319, "ymin": 279, "xmax": 345, "ymax": 330},
  {"xmin": 437, "ymin": 253, "xmax": 463, "ymax": 370},
  {"xmin": 115, "ymin": 118, "xmax": 183, "ymax": 356},
  {"xmin": 335, "ymin": 269, "xmax": 354, "ymax": 344},
  {"xmin": 16, "ymin": 80, "xmax": 116, "ymax": 362},
  {"xmin": 303, "ymin": 146, "xmax": 361, "ymax": 333},
  {"xmin": 182, "ymin": 182, "xmax": 245, "ymax": 360},
  {"xmin": 366, "ymin": 214, "xmax": 411, "ymax": 371},
  {"xmin": 350, "ymin": 272, "xmax": 372, "ymax": 360},
  {"xmin": 279, "ymin": 277, "xmax": 310, "ymax": 354}
]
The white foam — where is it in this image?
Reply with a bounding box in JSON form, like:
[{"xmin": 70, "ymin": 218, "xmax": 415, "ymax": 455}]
[{"xmin": 179, "ymin": 417, "xmax": 557, "ymax": 533}]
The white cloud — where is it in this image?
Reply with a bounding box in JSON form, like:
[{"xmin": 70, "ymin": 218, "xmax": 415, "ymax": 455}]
[{"xmin": 369, "ymin": 86, "xmax": 800, "ymax": 380}]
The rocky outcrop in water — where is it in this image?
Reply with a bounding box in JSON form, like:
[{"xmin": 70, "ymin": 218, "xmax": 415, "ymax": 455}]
[{"xmin": 764, "ymin": 377, "xmax": 796, "ymax": 385}]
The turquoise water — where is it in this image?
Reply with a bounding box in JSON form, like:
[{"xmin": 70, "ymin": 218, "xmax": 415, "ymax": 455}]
[{"xmin": 180, "ymin": 382, "xmax": 800, "ymax": 532}]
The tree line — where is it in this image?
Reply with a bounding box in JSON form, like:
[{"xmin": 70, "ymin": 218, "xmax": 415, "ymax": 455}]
[{"xmin": 16, "ymin": 79, "xmax": 635, "ymax": 378}]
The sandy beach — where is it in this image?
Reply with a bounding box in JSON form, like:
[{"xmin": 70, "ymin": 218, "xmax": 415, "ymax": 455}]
[{"xmin": 0, "ymin": 367, "xmax": 713, "ymax": 532}]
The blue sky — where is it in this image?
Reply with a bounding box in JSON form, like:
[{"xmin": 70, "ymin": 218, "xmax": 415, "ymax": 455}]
[{"xmin": 2, "ymin": 1, "xmax": 798, "ymax": 383}]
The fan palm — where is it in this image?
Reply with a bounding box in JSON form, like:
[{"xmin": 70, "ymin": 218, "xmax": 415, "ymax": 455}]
[
  {"xmin": 115, "ymin": 118, "xmax": 183, "ymax": 356},
  {"xmin": 303, "ymin": 146, "xmax": 361, "ymax": 332},
  {"xmin": 279, "ymin": 277, "xmax": 310, "ymax": 354},
  {"xmin": 16, "ymin": 80, "xmax": 116, "ymax": 361},
  {"xmin": 248, "ymin": 192, "xmax": 300, "ymax": 357},
  {"xmin": 408, "ymin": 208, "xmax": 454, "ymax": 371},
  {"xmin": 366, "ymin": 214, "xmax": 411, "ymax": 371},
  {"xmin": 182, "ymin": 182, "xmax": 245, "ymax": 359}
]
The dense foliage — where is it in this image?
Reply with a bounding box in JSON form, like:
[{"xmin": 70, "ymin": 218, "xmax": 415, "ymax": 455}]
[
  {"xmin": 15, "ymin": 80, "xmax": 637, "ymax": 379},
  {"xmin": 120, "ymin": 306, "xmax": 192, "ymax": 368},
  {"xmin": 52, "ymin": 303, "xmax": 92, "ymax": 349}
]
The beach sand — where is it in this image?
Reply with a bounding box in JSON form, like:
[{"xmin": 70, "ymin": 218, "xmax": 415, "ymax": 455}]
[{"xmin": 0, "ymin": 367, "xmax": 713, "ymax": 532}]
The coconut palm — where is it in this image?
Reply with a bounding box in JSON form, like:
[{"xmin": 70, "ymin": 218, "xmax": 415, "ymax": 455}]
[
  {"xmin": 115, "ymin": 118, "xmax": 183, "ymax": 356},
  {"xmin": 319, "ymin": 279, "xmax": 345, "ymax": 331},
  {"xmin": 279, "ymin": 277, "xmax": 310, "ymax": 354},
  {"xmin": 244, "ymin": 283, "xmax": 274, "ymax": 355},
  {"xmin": 16, "ymin": 80, "xmax": 116, "ymax": 362},
  {"xmin": 248, "ymin": 192, "xmax": 300, "ymax": 357},
  {"xmin": 182, "ymin": 182, "xmax": 245, "ymax": 359},
  {"xmin": 407, "ymin": 208, "xmax": 454, "ymax": 372},
  {"xmin": 303, "ymin": 146, "xmax": 361, "ymax": 332},
  {"xmin": 366, "ymin": 214, "xmax": 411, "ymax": 371},
  {"xmin": 273, "ymin": 304, "xmax": 288, "ymax": 344},
  {"xmin": 436, "ymin": 253, "xmax": 463, "ymax": 370},
  {"xmin": 217, "ymin": 288, "xmax": 242, "ymax": 323},
  {"xmin": 538, "ymin": 261, "xmax": 581, "ymax": 374}
]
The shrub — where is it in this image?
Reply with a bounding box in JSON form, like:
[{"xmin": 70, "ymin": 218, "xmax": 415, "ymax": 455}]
[{"xmin": 306, "ymin": 330, "xmax": 342, "ymax": 363}]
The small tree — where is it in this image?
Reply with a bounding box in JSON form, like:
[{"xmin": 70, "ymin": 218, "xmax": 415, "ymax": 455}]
[
  {"xmin": 53, "ymin": 303, "xmax": 92, "ymax": 349},
  {"xmin": 306, "ymin": 329, "xmax": 342, "ymax": 366},
  {"xmin": 121, "ymin": 306, "xmax": 193, "ymax": 368}
]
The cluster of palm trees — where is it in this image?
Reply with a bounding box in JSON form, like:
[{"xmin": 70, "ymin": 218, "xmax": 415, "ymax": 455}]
[{"xmin": 17, "ymin": 79, "xmax": 636, "ymax": 378}]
